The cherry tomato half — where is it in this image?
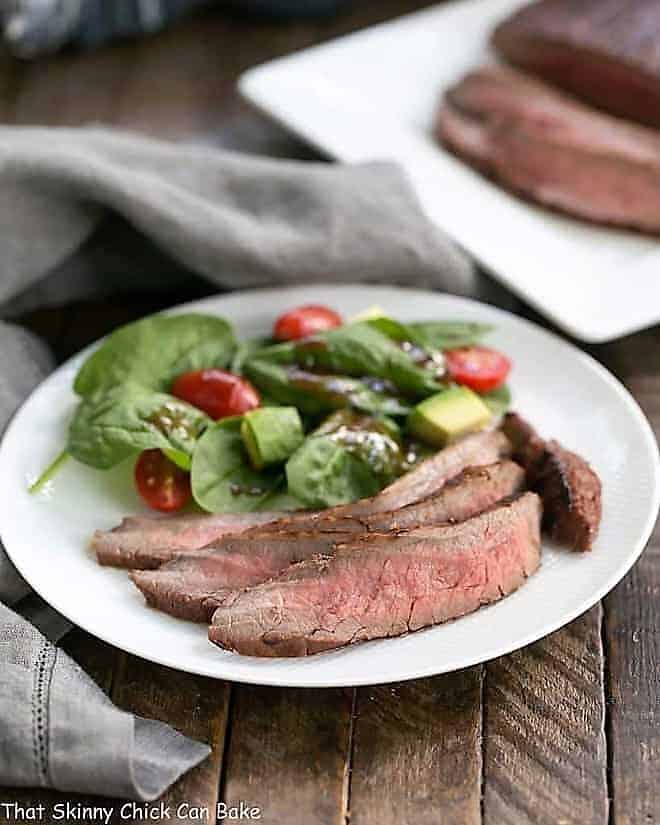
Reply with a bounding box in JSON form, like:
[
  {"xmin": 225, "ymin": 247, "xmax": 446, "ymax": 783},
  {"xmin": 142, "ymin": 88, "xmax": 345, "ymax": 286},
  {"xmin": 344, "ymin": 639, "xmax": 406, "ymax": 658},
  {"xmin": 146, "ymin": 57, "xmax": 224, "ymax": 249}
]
[
  {"xmin": 273, "ymin": 304, "xmax": 342, "ymax": 341},
  {"xmin": 445, "ymin": 346, "xmax": 511, "ymax": 393},
  {"xmin": 172, "ymin": 369, "xmax": 260, "ymax": 420},
  {"xmin": 135, "ymin": 449, "xmax": 191, "ymax": 513}
]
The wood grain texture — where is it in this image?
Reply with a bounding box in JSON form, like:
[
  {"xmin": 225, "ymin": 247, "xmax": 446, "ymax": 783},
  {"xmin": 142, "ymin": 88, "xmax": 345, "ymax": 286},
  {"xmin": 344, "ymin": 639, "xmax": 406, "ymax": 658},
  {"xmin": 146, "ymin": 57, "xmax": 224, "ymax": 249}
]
[
  {"xmin": 605, "ymin": 554, "xmax": 660, "ymax": 825},
  {"xmin": 596, "ymin": 325, "xmax": 660, "ymax": 825},
  {"xmin": 222, "ymin": 685, "xmax": 353, "ymax": 825},
  {"xmin": 0, "ymin": 0, "xmax": 439, "ymax": 141},
  {"xmin": 109, "ymin": 654, "xmax": 230, "ymax": 824},
  {"xmin": 348, "ymin": 669, "xmax": 483, "ymax": 825},
  {"xmin": 482, "ymin": 607, "xmax": 608, "ymax": 825},
  {"xmin": 2, "ymin": 0, "xmax": 659, "ymax": 820}
]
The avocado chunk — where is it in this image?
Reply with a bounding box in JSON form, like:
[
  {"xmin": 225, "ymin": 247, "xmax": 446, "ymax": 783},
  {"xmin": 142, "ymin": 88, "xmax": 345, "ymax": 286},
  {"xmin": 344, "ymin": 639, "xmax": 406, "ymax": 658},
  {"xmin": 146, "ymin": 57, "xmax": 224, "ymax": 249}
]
[
  {"xmin": 349, "ymin": 305, "xmax": 388, "ymax": 322},
  {"xmin": 408, "ymin": 386, "xmax": 491, "ymax": 447},
  {"xmin": 241, "ymin": 407, "xmax": 304, "ymax": 471}
]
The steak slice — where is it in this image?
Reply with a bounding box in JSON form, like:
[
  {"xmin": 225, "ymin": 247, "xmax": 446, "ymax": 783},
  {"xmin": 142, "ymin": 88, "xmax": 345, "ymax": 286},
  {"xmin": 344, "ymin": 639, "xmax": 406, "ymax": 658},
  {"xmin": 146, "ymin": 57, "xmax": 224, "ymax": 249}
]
[
  {"xmin": 208, "ymin": 493, "xmax": 542, "ymax": 657},
  {"xmin": 436, "ymin": 65, "xmax": 660, "ymax": 235},
  {"xmin": 492, "ymin": 0, "xmax": 660, "ymax": 128},
  {"xmin": 502, "ymin": 412, "xmax": 601, "ymax": 551},
  {"xmin": 129, "ymin": 531, "xmax": 349, "ymax": 623},
  {"xmin": 360, "ymin": 460, "xmax": 525, "ymax": 532},
  {"xmin": 94, "ymin": 429, "xmax": 511, "ymax": 569},
  {"xmin": 92, "ymin": 510, "xmax": 287, "ymax": 569},
  {"xmin": 250, "ymin": 428, "xmax": 512, "ymax": 533},
  {"xmin": 130, "ymin": 461, "xmax": 525, "ymax": 622}
]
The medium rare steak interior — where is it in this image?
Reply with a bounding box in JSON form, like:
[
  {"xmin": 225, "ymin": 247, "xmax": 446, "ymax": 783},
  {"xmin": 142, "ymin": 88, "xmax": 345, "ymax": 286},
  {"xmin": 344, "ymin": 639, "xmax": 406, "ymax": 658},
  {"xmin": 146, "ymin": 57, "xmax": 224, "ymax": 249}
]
[
  {"xmin": 130, "ymin": 530, "xmax": 355, "ymax": 623},
  {"xmin": 492, "ymin": 0, "xmax": 660, "ymax": 128},
  {"xmin": 502, "ymin": 413, "xmax": 601, "ymax": 551},
  {"xmin": 208, "ymin": 493, "xmax": 543, "ymax": 657},
  {"xmin": 130, "ymin": 460, "xmax": 525, "ymax": 623},
  {"xmin": 436, "ymin": 65, "xmax": 660, "ymax": 235}
]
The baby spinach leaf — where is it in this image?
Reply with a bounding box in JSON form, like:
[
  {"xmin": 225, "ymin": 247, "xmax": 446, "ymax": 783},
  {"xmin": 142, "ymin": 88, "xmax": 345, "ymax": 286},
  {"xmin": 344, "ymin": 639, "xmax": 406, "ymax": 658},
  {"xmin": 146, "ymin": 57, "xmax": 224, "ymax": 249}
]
[
  {"xmin": 68, "ymin": 385, "xmax": 211, "ymax": 470},
  {"xmin": 481, "ymin": 384, "xmax": 512, "ymax": 417},
  {"xmin": 365, "ymin": 316, "xmax": 426, "ymax": 346},
  {"xmin": 191, "ymin": 418, "xmax": 281, "ymax": 513},
  {"xmin": 258, "ymin": 488, "xmax": 305, "ymax": 511},
  {"xmin": 312, "ymin": 410, "xmax": 405, "ymax": 485},
  {"xmin": 244, "ymin": 360, "xmax": 410, "ymax": 417},
  {"xmin": 247, "ymin": 322, "xmax": 441, "ymax": 398},
  {"xmin": 285, "ymin": 410, "xmax": 406, "ymax": 509},
  {"xmin": 407, "ymin": 321, "xmax": 493, "ymax": 352},
  {"xmin": 231, "ymin": 336, "xmax": 271, "ymax": 375},
  {"xmin": 286, "ymin": 437, "xmax": 380, "ymax": 509},
  {"xmin": 74, "ymin": 313, "xmax": 236, "ymax": 397}
]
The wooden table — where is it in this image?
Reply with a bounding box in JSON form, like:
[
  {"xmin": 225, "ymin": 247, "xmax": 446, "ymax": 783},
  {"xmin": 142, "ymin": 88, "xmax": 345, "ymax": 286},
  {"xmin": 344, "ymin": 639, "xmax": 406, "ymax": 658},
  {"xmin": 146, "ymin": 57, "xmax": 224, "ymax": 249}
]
[{"xmin": 1, "ymin": 3, "xmax": 658, "ymax": 823}]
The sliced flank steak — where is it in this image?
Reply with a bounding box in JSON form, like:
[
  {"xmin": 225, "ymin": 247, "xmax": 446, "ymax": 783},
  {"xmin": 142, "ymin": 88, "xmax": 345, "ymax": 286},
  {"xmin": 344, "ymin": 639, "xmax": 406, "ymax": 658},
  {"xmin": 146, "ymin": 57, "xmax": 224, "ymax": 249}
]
[
  {"xmin": 437, "ymin": 65, "xmax": 660, "ymax": 235},
  {"xmin": 502, "ymin": 412, "xmax": 601, "ymax": 551},
  {"xmin": 492, "ymin": 0, "xmax": 660, "ymax": 129},
  {"xmin": 129, "ymin": 531, "xmax": 349, "ymax": 623},
  {"xmin": 92, "ymin": 510, "xmax": 287, "ymax": 569},
  {"xmin": 130, "ymin": 460, "xmax": 525, "ymax": 622},
  {"xmin": 208, "ymin": 493, "xmax": 542, "ymax": 657},
  {"xmin": 94, "ymin": 429, "xmax": 512, "ymax": 570},
  {"xmin": 362, "ymin": 460, "xmax": 525, "ymax": 533}
]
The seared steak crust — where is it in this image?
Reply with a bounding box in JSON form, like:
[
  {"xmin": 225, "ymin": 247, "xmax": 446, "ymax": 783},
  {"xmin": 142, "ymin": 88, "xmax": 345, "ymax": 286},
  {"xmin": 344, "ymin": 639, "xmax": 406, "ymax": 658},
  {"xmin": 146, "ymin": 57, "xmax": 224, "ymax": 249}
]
[
  {"xmin": 502, "ymin": 413, "xmax": 601, "ymax": 551},
  {"xmin": 93, "ymin": 510, "xmax": 286, "ymax": 569},
  {"xmin": 361, "ymin": 460, "xmax": 525, "ymax": 533},
  {"xmin": 492, "ymin": 0, "xmax": 660, "ymax": 128},
  {"xmin": 131, "ymin": 461, "xmax": 525, "ymax": 622},
  {"xmin": 436, "ymin": 66, "xmax": 660, "ymax": 235},
  {"xmin": 208, "ymin": 493, "xmax": 542, "ymax": 657}
]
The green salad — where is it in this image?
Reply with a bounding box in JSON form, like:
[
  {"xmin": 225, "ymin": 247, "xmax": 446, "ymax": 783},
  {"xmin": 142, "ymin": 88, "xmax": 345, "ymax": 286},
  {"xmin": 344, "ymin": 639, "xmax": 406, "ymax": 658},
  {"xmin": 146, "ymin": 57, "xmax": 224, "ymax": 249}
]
[{"xmin": 31, "ymin": 304, "xmax": 512, "ymax": 513}]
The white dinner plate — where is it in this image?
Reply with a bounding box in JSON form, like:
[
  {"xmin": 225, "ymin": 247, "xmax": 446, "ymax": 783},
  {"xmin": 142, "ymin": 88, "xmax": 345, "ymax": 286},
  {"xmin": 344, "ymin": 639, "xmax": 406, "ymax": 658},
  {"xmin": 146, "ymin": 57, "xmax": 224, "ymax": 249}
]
[
  {"xmin": 239, "ymin": 0, "xmax": 660, "ymax": 343},
  {"xmin": 0, "ymin": 285, "xmax": 658, "ymax": 687}
]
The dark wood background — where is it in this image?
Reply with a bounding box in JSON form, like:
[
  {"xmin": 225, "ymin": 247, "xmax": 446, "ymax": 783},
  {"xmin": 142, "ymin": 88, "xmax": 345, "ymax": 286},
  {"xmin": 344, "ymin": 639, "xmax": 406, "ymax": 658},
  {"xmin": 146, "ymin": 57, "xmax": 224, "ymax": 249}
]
[{"xmin": 1, "ymin": 2, "xmax": 659, "ymax": 823}]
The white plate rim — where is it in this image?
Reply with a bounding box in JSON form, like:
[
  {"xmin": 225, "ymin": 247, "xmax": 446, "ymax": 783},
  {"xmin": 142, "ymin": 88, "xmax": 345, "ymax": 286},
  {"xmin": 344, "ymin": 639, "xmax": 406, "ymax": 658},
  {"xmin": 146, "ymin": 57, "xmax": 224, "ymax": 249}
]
[{"xmin": 1, "ymin": 284, "xmax": 658, "ymax": 687}]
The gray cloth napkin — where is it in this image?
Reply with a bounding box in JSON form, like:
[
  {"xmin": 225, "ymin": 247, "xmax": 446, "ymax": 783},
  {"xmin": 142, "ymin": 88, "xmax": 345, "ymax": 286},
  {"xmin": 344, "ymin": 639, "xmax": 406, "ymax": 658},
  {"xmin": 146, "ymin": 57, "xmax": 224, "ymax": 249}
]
[
  {"xmin": 0, "ymin": 602, "xmax": 211, "ymax": 797},
  {"xmin": 0, "ymin": 126, "xmax": 478, "ymax": 310},
  {"xmin": 0, "ymin": 321, "xmax": 211, "ymax": 800},
  {"xmin": 0, "ymin": 126, "xmax": 478, "ymax": 800},
  {"xmin": 0, "ymin": 323, "xmax": 52, "ymax": 604}
]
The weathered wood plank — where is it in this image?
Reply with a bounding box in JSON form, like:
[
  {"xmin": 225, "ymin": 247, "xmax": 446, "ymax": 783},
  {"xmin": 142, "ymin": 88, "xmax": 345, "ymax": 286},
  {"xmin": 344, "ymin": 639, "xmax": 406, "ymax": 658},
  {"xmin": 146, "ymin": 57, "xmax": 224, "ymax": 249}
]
[
  {"xmin": 0, "ymin": 47, "xmax": 23, "ymax": 121},
  {"xmin": 109, "ymin": 653, "xmax": 230, "ymax": 825},
  {"xmin": 348, "ymin": 669, "xmax": 483, "ymax": 825},
  {"xmin": 595, "ymin": 324, "xmax": 660, "ymax": 825},
  {"xmin": 9, "ymin": 44, "xmax": 129, "ymax": 127},
  {"xmin": 604, "ymin": 549, "xmax": 660, "ymax": 825},
  {"xmin": 482, "ymin": 607, "xmax": 608, "ymax": 825},
  {"xmin": 222, "ymin": 685, "xmax": 353, "ymax": 825}
]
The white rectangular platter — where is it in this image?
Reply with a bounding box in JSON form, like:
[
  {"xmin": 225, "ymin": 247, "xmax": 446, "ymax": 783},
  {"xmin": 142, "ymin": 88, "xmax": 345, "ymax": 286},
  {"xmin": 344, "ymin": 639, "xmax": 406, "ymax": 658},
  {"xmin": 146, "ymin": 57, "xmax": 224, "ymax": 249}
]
[{"xmin": 239, "ymin": 0, "xmax": 660, "ymax": 342}]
